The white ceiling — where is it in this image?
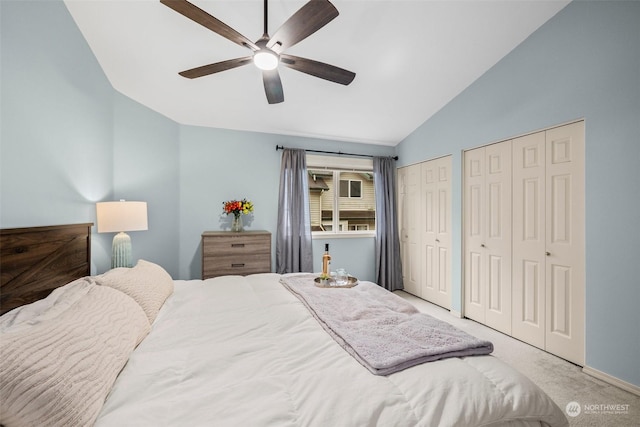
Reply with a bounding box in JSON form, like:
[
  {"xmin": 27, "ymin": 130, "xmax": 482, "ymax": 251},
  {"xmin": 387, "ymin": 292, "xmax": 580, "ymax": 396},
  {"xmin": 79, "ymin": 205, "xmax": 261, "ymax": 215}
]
[{"xmin": 64, "ymin": 0, "xmax": 569, "ymax": 146}]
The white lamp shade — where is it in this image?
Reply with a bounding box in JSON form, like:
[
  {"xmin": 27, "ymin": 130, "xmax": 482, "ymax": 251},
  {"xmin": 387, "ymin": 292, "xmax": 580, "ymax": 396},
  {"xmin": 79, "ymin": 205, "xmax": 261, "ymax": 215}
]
[{"xmin": 96, "ymin": 201, "xmax": 148, "ymax": 233}]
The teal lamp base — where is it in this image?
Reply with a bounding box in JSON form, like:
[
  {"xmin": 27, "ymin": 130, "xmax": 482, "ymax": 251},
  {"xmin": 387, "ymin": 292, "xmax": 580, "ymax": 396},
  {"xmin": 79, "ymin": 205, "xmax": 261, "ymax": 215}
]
[{"xmin": 112, "ymin": 231, "xmax": 133, "ymax": 268}]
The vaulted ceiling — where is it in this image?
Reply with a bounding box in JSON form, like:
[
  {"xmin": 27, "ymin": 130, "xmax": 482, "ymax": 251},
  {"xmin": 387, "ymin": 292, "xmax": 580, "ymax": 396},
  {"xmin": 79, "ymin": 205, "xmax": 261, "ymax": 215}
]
[{"xmin": 64, "ymin": 0, "xmax": 569, "ymax": 146}]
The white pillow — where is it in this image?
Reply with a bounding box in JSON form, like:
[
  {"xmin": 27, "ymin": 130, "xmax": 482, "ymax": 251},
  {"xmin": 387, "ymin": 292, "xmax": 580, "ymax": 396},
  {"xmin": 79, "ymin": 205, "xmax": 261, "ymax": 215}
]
[
  {"xmin": 0, "ymin": 285, "xmax": 150, "ymax": 427},
  {"xmin": 95, "ymin": 259, "xmax": 174, "ymax": 323},
  {"xmin": 0, "ymin": 277, "xmax": 94, "ymax": 333}
]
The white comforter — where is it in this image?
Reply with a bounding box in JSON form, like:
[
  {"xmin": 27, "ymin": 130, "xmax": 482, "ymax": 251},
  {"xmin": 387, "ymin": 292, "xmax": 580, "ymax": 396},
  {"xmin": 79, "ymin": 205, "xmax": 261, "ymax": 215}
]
[{"xmin": 96, "ymin": 273, "xmax": 568, "ymax": 427}]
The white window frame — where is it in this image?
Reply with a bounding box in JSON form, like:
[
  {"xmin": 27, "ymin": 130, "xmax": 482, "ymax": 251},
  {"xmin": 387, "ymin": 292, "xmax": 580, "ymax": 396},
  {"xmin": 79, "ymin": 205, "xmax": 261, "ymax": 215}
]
[{"xmin": 307, "ymin": 154, "xmax": 375, "ymax": 239}]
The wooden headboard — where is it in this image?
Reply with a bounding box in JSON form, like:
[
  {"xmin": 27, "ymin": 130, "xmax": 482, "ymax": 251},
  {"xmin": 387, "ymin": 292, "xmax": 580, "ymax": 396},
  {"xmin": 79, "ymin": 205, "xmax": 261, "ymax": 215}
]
[{"xmin": 0, "ymin": 223, "xmax": 93, "ymax": 315}]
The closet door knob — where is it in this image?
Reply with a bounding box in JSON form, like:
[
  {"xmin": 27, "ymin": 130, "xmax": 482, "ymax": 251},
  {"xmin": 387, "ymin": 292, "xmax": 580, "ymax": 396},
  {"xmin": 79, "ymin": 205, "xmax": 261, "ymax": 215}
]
[
  {"xmin": 546, "ymin": 251, "xmax": 551, "ymax": 256},
  {"xmin": 436, "ymin": 239, "xmax": 440, "ymax": 243},
  {"xmin": 481, "ymin": 244, "xmax": 486, "ymax": 248}
]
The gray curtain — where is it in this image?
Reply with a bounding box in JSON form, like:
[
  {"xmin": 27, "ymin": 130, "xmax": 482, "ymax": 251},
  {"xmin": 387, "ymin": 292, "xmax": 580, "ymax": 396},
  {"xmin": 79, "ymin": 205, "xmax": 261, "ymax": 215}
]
[
  {"xmin": 374, "ymin": 156, "xmax": 404, "ymax": 291},
  {"xmin": 276, "ymin": 149, "xmax": 314, "ymax": 273}
]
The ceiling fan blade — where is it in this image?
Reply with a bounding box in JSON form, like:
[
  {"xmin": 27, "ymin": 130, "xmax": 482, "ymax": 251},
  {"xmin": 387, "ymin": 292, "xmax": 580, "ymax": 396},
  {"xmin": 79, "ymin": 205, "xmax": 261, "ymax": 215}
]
[
  {"xmin": 280, "ymin": 54, "xmax": 355, "ymax": 85},
  {"xmin": 179, "ymin": 57, "xmax": 253, "ymax": 79},
  {"xmin": 262, "ymin": 69, "xmax": 284, "ymax": 104},
  {"xmin": 160, "ymin": 0, "xmax": 259, "ymax": 51},
  {"xmin": 266, "ymin": 0, "xmax": 339, "ymax": 54}
]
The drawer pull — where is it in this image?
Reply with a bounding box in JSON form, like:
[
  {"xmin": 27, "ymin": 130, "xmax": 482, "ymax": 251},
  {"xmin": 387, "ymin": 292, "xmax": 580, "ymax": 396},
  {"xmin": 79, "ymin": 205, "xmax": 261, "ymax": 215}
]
[
  {"xmin": 231, "ymin": 263, "xmax": 245, "ymax": 268},
  {"xmin": 231, "ymin": 243, "xmax": 245, "ymax": 248}
]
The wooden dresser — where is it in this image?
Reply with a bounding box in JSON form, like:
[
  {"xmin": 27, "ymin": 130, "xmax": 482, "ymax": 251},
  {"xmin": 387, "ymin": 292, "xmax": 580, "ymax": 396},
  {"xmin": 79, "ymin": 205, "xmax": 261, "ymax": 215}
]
[{"xmin": 201, "ymin": 231, "xmax": 271, "ymax": 279}]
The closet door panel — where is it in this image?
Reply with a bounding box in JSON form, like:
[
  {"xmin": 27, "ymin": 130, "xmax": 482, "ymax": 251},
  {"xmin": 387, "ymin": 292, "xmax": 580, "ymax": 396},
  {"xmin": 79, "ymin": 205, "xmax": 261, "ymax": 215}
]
[
  {"xmin": 421, "ymin": 162, "xmax": 437, "ymax": 300},
  {"xmin": 469, "ymin": 252, "xmax": 483, "ymax": 304},
  {"xmin": 488, "ymin": 255, "xmax": 504, "ymax": 310},
  {"xmin": 398, "ymin": 165, "xmax": 420, "ymax": 297},
  {"xmin": 469, "ymin": 186, "xmax": 483, "ymax": 237},
  {"xmin": 437, "ymin": 186, "xmax": 449, "ymax": 298},
  {"xmin": 434, "ymin": 158, "xmax": 452, "ymax": 308},
  {"xmin": 464, "ymin": 149, "xmax": 486, "ymax": 322},
  {"xmin": 397, "ymin": 167, "xmax": 408, "ymax": 289},
  {"xmin": 484, "ymin": 142, "xmax": 512, "ymax": 334},
  {"xmin": 512, "ymin": 132, "xmax": 545, "ymax": 348},
  {"xmin": 549, "ymin": 174, "xmax": 572, "ymax": 244},
  {"xmin": 406, "ymin": 165, "xmax": 421, "ymax": 296},
  {"xmin": 421, "ymin": 157, "xmax": 452, "ymax": 309},
  {"xmin": 438, "ymin": 189, "xmax": 448, "ymax": 234},
  {"xmin": 549, "ymin": 264, "xmax": 571, "ymax": 335},
  {"xmin": 545, "ymin": 122, "xmax": 585, "ymax": 365},
  {"xmin": 421, "ymin": 162, "xmax": 437, "ymax": 299},
  {"xmin": 523, "ymin": 261, "xmax": 541, "ymax": 321},
  {"xmin": 424, "ymin": 243, "xmax": 435, "ymax": 293},
  {"xmin": 438, "ymin": 246, "xmax": 448, "ymax": 295}
]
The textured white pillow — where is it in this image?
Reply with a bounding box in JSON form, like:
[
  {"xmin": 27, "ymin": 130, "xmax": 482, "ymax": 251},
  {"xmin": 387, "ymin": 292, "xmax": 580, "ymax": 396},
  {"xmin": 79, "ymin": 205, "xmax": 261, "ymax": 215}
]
[
  {"xmin": 0, "ymin": 277, "xmax": 94, "ymax": 333},
  {"xmin": 0, "ymin": 285, "xmax": 150, "ymax": 427},
  {"xmin": 95, "ymin": 259, "xmax": 174, "ymax": 323}
]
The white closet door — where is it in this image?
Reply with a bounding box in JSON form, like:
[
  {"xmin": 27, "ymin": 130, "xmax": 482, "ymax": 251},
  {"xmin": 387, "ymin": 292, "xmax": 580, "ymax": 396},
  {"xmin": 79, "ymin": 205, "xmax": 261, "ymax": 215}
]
[
  {"xmin": 401, "ymin": 164, "xmax": 421, "ymax": 296},
  {"xmin": 397, "ymin": 167, "xmax": 411, "ymax": 292},
  {"xmin": 545, "ymin": 122, "xmax": 585, "ymax": 365},
  {"xmin": 436, "ymin": 157, "xmax": 452, "ymax": 309},
  {"xmin": 421, "ymin": 156, "xmax": 452, "ymax": 309},
  {"xmin": 464, "ymin": 148, "xmax": 486, "ymax": 323},
  {"xmin": 484, "ymin": 142, "xmax": 512, "ymax": 334},
  {"xmin": 512, "ymin": 132, "xmax": 546, "ymax": 348},
  {"xmin": 465, "ymin": 121, "xmax": 584, "ymax": 365},
  {"xmin": 464, "ymin": 142, "xmax": 511, "ymax": 332},
  {"xmin": 421, "ymin": 161, "xmax": 438, "ymax": 302}
]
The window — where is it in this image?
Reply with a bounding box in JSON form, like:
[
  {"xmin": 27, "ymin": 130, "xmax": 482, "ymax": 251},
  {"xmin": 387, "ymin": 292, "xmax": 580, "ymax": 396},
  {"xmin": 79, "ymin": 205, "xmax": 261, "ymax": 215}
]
[
  {"xmin": 307, "ymin": 155, "xmax": 375, "ymax": 236},
  {"xmin": 340, "ymin": 179, "xmax": 362, "ymax": 198},
  {"xmin": 350, "ymin": 224, "xmax": 369, "ymax": 231}
]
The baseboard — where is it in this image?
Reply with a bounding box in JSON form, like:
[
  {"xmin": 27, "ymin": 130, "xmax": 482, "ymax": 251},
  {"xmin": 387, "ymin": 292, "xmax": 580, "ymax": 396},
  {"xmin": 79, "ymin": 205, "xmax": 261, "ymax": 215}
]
[
  {"xmin": 582, "ymin": 365, "xmax": 640, "ymax": 396},
  {"xmin": 450, "ymin": 309, "xmax": 462, "ymax": 319}
]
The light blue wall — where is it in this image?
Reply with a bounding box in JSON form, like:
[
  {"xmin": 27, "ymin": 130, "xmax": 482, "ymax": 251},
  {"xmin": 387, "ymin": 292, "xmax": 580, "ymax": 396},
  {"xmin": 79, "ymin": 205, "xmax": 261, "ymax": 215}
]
[
  {"xmin": 177, "ymin": 125, "xmax": 281, "ymax": 280},
  {"xmin": 112, "ymin": 93, "xmax": 180, "ymax": 277},
  {"xmin": 311, "ymin": 238, "xmax": 375, "ymax": 282},
  {"xmin": 0, "ymin": 0, "xmax": 114, "ymax": 274},
  {"xmin": 0, "ymin": 0, "xmax": 182, "ymax": 276},
  {"xmin": 396, "ymin": 1, "xmax": 640, "ymax": 387}
]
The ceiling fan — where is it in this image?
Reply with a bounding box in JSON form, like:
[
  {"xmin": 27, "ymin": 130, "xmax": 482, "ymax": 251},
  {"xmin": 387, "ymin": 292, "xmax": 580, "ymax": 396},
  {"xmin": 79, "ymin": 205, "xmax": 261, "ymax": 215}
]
[{"xmin": 160, "ymin": 0, "xmax": 356, "ymax": 104}]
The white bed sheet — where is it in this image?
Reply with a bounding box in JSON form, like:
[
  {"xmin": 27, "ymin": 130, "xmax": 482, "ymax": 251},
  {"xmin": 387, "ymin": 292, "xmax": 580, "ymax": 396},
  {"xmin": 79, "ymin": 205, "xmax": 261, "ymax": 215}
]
[{"xmin": 96, "ymin": 273, "xmax": 568, "ymax": 427}]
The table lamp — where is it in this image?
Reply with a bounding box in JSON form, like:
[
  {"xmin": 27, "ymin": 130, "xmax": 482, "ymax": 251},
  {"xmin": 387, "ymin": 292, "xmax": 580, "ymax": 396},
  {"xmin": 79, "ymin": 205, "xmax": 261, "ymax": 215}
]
[{"xmin": 96, "ymin": 200, "xmax": 148, "ymax": 268}]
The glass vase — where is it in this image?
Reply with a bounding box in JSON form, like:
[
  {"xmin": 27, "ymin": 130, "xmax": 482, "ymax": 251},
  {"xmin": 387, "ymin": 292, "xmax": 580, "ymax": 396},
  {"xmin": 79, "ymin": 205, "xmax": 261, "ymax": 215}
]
[{"xmin": 231, "ymin": 214, "xmax": 243, "ymax": 232}]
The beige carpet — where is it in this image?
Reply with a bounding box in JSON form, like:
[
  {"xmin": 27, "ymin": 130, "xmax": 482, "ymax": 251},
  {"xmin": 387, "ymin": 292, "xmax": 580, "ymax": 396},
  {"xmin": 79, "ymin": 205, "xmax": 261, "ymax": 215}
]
[{"xmin": 396, "ymin": 291, "xmax": 639, "ymax": 427}]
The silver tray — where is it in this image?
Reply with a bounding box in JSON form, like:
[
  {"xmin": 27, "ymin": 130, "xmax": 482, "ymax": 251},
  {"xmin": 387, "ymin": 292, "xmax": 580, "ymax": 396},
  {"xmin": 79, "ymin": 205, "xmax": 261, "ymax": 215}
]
[{"xmin": 314, "ymin": 276, "xmax": 359, "ymax": 288}]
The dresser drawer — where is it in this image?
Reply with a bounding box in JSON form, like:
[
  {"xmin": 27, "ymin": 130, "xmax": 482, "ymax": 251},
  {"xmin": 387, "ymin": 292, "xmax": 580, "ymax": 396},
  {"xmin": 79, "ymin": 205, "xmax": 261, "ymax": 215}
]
[
  {"xmin": 202, "ymin": 235, "xmax": 270, "ymax": 257},
  {"xmin": 201, "ymin": 231, "xmax": 271, "ymax": 279},
  {"xmin": 202, "ymin": 253, "xmax": 271, "ymax": 278}
]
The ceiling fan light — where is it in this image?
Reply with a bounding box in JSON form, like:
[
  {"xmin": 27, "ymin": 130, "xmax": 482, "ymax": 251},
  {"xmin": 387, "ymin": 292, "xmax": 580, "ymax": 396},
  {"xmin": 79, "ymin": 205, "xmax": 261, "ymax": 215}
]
[{"xmin": 254, "ymin": 50, "xmax": 279, "ymax": 71}]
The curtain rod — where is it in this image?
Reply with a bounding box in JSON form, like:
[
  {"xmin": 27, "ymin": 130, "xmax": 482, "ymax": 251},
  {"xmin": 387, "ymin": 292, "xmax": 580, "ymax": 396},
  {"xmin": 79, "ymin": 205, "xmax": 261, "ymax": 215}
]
[{"xmin": 275, "ymin": 145, "xmax": 398, "ymax": 161}]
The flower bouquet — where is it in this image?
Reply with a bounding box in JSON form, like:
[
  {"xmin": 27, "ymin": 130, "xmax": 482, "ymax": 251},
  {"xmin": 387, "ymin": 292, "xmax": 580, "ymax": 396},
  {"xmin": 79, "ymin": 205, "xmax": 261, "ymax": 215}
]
[{"xmin": 222, "ymin": 199, "xmax": 254, "ymax": 232}]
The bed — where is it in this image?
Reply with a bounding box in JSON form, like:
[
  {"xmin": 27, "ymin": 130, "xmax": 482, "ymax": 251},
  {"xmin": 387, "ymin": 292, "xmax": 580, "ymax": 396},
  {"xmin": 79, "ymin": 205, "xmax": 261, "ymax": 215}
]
[{"xmin": 0, "ymin": 224, "xmax": 569, "ymax": 427}]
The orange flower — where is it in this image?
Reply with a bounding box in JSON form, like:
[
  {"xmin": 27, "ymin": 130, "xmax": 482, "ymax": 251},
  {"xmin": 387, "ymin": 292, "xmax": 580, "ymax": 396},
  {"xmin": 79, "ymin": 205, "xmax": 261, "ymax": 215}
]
[{"xmin": 222, "ymin": 199, "xmax": 254, "ymax": 217}]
